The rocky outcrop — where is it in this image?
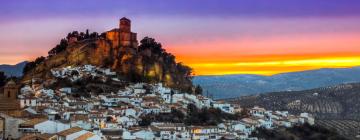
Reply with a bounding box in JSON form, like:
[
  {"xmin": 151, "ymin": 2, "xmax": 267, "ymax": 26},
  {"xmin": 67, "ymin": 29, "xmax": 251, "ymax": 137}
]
[
  {"xmin": 22, "ymin": 37, "xmax": 193, "ymax": 92},
  {"xmin": 22, "ymin": 18, "xmax": 193, "ymax": 92}
]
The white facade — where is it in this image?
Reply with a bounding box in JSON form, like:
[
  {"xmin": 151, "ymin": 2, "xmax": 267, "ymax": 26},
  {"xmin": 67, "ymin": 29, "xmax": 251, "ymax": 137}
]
[
  {"xmin": 132, "ymin": 130, "xmax": 155, "ymax": 139},
  {"xmin": 19, "ymin": 98, "xmax": 37, "ymax": 108},
  {"xmin": 213, "ymin": 103, "xmax": 235, "ymax": 114},
  {"xmin": 19, "ymin": 120, "xmax": 70, "ymax": 134}
]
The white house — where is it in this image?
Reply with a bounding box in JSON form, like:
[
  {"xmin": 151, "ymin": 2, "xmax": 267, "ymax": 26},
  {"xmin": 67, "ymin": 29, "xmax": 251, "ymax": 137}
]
[
  {"xmin": 59, "ymin": 87, "xmax": 72, "ymax": 94},
  {"xmin": 18, "ymin": 118, "xmax": 70, "ymax": 134},
  {"xmin": 122, "ymin": 130, "xmax": 137, "ymax": 140},
  {"xmin": 132, "ymin": 129, "xmax": 156, "ymax": 139},
  {"xmin": 20, "ymin": 85, "xmax": 34, "ymax": 95},
  {"xmin": 213, "ymin": 102, "xmax": 235, "ymax": 114},
  {"xmin": 258, "ymin": 118, "xmax": 273, "ymax": 129},
  {"xmin": 19, "ymin": 96, "xmax": 37, "ymax": 108},
  {"xmin": 154, "ymin": 83, "xmax": 171, "ymax": 95},
  {"xmin": 300, "ymin": 113, "xmax": 315, "ymax": 125},
  {"xmin": 249, "ymin": 106, "xmax": 266, "ymax": 117},
  {"xmin": 117, "ymin": 116, "xmax": 138, "ymax": 128},
  {"xmin": 125, "ymin": 108, "xmax": 138, "ymax": 117},
  {"xmin": 142, "ymin": 106, "xmax": 161, "ymax": 114},
  {"xmin": 230, "ymin": 122, "xmax": 255, "ymax": 135},
  {"xmin": 161, "ymin": 92, "xmax": 172, "ymax": 103},
  {"xmin": 275, "ymin": 111, "xmax": 289, "ymax": 117}
]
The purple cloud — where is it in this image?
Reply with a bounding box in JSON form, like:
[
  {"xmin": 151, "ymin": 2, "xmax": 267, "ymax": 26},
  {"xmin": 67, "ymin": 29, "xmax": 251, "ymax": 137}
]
[{"xmin": 1, "ymin": 0, "xmax": 360, "ymax": 21}]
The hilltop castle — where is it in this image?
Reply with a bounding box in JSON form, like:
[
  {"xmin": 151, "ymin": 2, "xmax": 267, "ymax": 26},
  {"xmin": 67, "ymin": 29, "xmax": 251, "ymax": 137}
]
[{"xmin": 105, "ymin": 17, "xmax": 138, "ymax": 48}]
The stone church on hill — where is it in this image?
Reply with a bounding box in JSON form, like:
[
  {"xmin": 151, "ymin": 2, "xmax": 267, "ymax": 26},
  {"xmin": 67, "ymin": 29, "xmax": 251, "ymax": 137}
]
[
  {"xmin": 105, "ymin": 17, "xmax": 138, "ymax": 48},
  {"xmin": 0, "ymin": 80, "xmax": 20, "ymax": 111}
]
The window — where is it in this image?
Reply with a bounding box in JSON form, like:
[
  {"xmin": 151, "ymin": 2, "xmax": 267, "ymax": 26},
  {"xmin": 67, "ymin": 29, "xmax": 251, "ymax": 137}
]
[{"xmin": 7, "ymin": 91, "xmax": 11, "ymax": 98}]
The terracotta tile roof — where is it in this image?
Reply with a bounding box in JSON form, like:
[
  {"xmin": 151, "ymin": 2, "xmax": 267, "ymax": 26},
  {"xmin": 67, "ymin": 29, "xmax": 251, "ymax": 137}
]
[
  {"xmin": 57, "ymin": 127, "xmax": 83, "ymax": 136},
  {"xmin": 20, "ymin": 118, "xmax": 48, "ymax": 127},
  {"xmin": 19, "ymin": 133, "xmax": 56, "ymax": 140},
  {"xmin": 19, "ymin": 135, "xmax": 37, "ymax": 140},
  {"xmin": 74, "ymin": 132, "xmax": 94, "ymax": 140},
  {"xmin": 71, "ymin": 114, "xmax": 89, "ymax": 121},
  {"xmin": 38, "ymin": 133, "xmax": 57, "ymax": 140}
]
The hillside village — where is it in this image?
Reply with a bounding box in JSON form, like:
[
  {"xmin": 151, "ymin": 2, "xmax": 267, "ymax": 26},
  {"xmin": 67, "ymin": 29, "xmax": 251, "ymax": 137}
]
[
  {"xmin": 0, "ymin": 65, "xmax": 315, "ymax": 140},
  {"xmin": 0, "ymin": 17, "xmax": 317, "ymax": 140}
]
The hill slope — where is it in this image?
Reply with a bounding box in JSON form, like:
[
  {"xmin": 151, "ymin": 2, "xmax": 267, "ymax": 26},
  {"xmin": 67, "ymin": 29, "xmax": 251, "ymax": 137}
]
[
  {"xmin": 193, "ymin": 67, "xmax": 360, "ymax": 99},
  {"xmin": 226, "ymin": 83, "xmax": 360, "ymax": 139},
  {"xmin": 227, "ymin": 82, "xmax": 360, "ymax": 120}
]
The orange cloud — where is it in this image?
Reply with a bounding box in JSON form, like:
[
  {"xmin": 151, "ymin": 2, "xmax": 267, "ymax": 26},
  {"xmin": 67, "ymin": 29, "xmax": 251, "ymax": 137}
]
[
  {"xmin": 165, "ymin": 33, "xmax": 360, "ymax": 75},
  {"xmin": 187, "ymin": 56, "xmax": 360, "ymax": 75}
]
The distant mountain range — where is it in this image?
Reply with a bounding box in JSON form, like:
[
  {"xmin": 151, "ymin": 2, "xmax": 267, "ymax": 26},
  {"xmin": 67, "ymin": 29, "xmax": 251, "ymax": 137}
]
[
  {"xmin": 0, "ymin": 61, "xmax": 27, "ymax": 77},
  {"xmin": 193, "ymin": 67, "xmax": 360, "ymax": 99}
]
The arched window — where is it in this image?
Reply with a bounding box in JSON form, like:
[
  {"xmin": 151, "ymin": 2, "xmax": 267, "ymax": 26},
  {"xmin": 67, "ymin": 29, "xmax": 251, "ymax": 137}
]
[{"xmin": 8, "ymin": 91, "xmax": 11, "ymax": 98}]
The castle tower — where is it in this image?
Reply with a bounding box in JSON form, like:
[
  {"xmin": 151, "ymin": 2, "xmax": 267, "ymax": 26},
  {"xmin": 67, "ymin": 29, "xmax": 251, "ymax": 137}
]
[
  {"xmin": 105, "ymin": 17, "xmax": 138, "ymax": 47},
  {"xmin": 119, "ymin": 17, "xmax": 131, "ymax": 32},
  {"xmin": 0, "ymin": 80, "xmax": 20, "ymax": 111},
  {"xmin": 3, "ymin": 80, "xmax": 18, "ymax": 100},
  {"xmin": 119, "ymin": 17, "xmax": 138, "ymax": 47}
]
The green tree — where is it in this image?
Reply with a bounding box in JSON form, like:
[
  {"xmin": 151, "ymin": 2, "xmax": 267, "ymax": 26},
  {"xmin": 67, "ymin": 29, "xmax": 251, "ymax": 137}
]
[
  {"xmin": 23, "ymin": 56, "xmax": 45, "ymax": 75},
  {"xmin": 0, "ymin": 71, "xmax": 6, "ymax": 87},
  {"xmin": 48, "ymin": 39, "xmax": 68, "ymax": 56},
  {"xmin": 195, "ymin": 85, "xmax": 203, "ymax": 95},
  {"xmin": 138, "ymin": 116, "xmax": 152, "ymax": 126},
  {"xmin": 138, "ymin": 37, "xmax": 164, "ymax": 54},
  {"xmin": 34, "ymin": 56, "xmax": 45, "ymax": 65},
  {"xmin": 85, "ymin": 29, "xmax": 90, "ymax": 38},
  {"xmin": 185, "ymin": 103, "xmax": 200, "ymax": 125},
  {"xmin": 23, "ymin": 61, "xmax": 36, "ymax": 74},
  {"xmin": 176, "ymin": 62, "xmax": 193, "ymax": 79}
]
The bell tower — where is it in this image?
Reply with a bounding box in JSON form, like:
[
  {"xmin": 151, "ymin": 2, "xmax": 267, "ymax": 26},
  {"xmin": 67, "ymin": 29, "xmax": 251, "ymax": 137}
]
[
  {"xmin": 119, "ymin": 17, "xmax": 138, "ymax": 47},
  {"xmin": 119, "ymin": 17, "xmax": 131, "ymax": 32},
  {"xmin": 3, "ymin": 80, "xmax": 18, "ymax": 100},
  {"xmin": 105, "ymin": 17, "xmax": 138, "ymax": 48}
]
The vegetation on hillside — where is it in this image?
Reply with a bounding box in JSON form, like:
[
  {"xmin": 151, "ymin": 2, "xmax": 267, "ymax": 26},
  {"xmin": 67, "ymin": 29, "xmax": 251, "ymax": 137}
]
[
  {"xmin": 23, "ymin": 56, "xmax": 45, "ymax": 74},
  {"xmin": 232, "ymin": 83, "xmax": 360, "ymax": 120},
  {"xmin": 0, "ymin": 71, "xmax": 6, "ymax": 87},
  {"xmin": 251, "ymin": 123, "xmax": 348, "ymax": 140},
  {"xmin": 49, "ymin": 30, "xmax": 101, "ymax": 57},
  {"xmin": 194, "ymin": 85, "xmax": 203, "ymax": 95},
  {"xmin": 23, "ymin": 30, "xmax": 101, "ymax": 74},
  {"xmin": 116, "ymin": 37, "xmax": 193, "ymax": 92},
  {"xmin": 139, "ymin": 103, "xmax": 247, "ymax": 126},
  {"xmin": 185, "ymin": 103, "xmax": 241, "ymax": 125}
]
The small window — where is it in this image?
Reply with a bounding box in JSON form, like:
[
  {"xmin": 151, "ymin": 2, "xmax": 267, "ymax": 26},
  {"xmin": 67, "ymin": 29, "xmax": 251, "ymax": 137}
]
[{"xmin": 8, "ymin": 91, "xmax": 11, "ymax": 98}]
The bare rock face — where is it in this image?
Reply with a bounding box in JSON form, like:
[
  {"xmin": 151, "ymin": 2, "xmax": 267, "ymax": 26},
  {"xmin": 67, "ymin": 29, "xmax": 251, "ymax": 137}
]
[{"xmin": 22, "ymin": 38, "xmax": 193, "ymax": 92}]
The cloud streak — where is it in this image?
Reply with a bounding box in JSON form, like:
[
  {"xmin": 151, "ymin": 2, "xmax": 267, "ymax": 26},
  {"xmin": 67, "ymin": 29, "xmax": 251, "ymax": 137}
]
[{"xmin": 2, "ymin": 0, "xmax": 360, "ymax": 21}]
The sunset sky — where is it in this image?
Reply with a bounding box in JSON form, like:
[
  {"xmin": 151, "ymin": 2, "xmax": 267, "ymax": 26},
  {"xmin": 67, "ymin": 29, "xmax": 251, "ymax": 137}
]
[{"xmin": 1, "ymin": 0, "xmax": 360, "ymax": 75}]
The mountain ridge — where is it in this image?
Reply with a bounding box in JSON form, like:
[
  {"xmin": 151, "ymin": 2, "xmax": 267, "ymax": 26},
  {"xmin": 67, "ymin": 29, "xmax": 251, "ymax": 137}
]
[
  {"xmin": 193, "ymin": 66, "xmax": 360, "ymax": 99},
  {"xmin": 0, "ymin": 61, "xmax": 28, "ymax": 77}
]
